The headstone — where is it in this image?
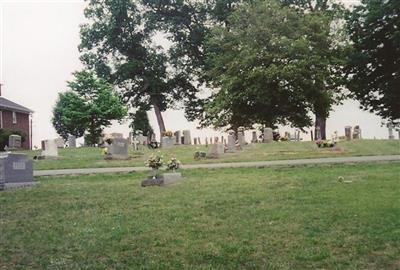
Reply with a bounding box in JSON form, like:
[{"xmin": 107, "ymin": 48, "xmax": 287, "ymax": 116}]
[
  {"xmin": 344, "ymin": 126, "xmax": 352, "ymax": 140},
  {"xmin": 315, "ymin": 127, "xmax": 322, "ymax": 140},
  {"xmin": 68, "ymin": 135, "xmax": 76, "ymax": 148},
  {"xmin": 353, "ymin": 125, "xmax": 362, "ymax": 139},
  {"xmin": 194, "ymin": 138, "xmax": 198, "ymax": 145},
  {"xmin": 174, "ymin": 131, "xmax": 181, "ymax": 145},
  {"xmin": 237, "ymin": 127, "xmax": 246, "ymax": 147},
  {"xmin": 54, "ymin": 138, "xmax": 65, "ymax": 148},
  {"xmin": 388, "ymin": 123, "xmax": 394, "ymax": 139},
  {"xmin": 263, "ymin": 128, "xmax": 273, "ymax": 143},
  {"xmin": 0, "ymin": 153, "xmax": 34, "ymax": 190},
  {"xmin": 183, "ymin": 130, "xmax": 191, "ymax": 145},
  {"xmin": 41, "ymin": 140, "xmax": 58, "ymax": 158},
  {"xmin": 161, "ymin": 136, "xmax": 175, "ymax": 149},
  {"xmin": 111, "ymin": 133, "xmax": 124, "ymax": 139},
  {"xmin": 295, "ymin": 130, "xmax": 301, "ymax": 141},
  {"xmin": 221, "ymin": 136, "xmax": 224, "ymax": 143},
  {"xmin": 163, "ymin": 172, "xmax": 183, "ymax": 185},
  {"xmin": 251, "ymin": 131, "xmax": 257, "ymax": 143},
  {"xmin": 8, "ymin": 135, "xmax": 22, "ymax": 149},
  {"xmin": 227, "ymin": 130, "xmax": 236, "ymax": 153},
  {"xmin": 214, "ymin": 137, "xmax": 219, "ymax": 143},
  {"xmin": 106, "ymin": 138, "xmax": 129, "ymax": 159},
  {"xmin": 132, "ymin": 136, "xmax": 140, "ymax": 151},
  {"xmin": 198, "ymin": 137, "xmax": 201, "ymax": 145},
  {"xmin": 207, "ymin": 143, "xmax": 225, "ymax": 159},
  {"xmin": 205, "ymin": 137, "xmax": 208, "ymax": 147}
]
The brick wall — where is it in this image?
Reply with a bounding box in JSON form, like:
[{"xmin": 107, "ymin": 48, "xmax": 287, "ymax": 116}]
[{"xmin": 2, "ymin": 110, "xmax": 31, "ymax": 149}]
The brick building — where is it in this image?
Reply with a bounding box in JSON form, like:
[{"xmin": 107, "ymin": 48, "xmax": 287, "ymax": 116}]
[{"xmin": 0, "ymin": 96, "xmax": 33, "ymax": 150}]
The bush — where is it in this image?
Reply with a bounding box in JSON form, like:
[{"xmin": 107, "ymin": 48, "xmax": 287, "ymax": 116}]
[{"xmin": 0, "ymin": 129, "xmax": 26, "ymax": 150}]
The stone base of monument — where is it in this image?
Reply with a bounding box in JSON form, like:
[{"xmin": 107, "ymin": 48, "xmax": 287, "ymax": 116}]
[
  {"xmin": 3, "ymin": 181, "xmax": 38, "ymax": 190},
  {"xmin": 141, "ymin": 173, "xmax": 183, "ymax": 187},
  {"xmin": 163, "ymin": 172, "xmax": 182, "ymax": 185}
]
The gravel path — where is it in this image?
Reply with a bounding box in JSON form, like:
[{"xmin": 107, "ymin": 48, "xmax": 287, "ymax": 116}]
[{"xmin": 34, "ymin": 155, "xmax": 400, "ymax": 177}]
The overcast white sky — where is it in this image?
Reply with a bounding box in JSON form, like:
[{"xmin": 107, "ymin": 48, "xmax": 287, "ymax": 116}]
[{"xmin": 0, "ymin": 0, "xmax": 392, "ymax": 147}]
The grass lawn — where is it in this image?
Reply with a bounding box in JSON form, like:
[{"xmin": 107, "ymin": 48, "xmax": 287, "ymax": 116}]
[
  {"xmin": 16, "ymin": 139, "xmax": 400, "ymax": 170},
  {"xmin": 1, "ymin": 162, "xmax": 399, "ymax": 269}
]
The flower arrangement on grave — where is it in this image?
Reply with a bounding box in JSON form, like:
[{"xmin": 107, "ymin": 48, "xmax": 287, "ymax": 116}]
[
  {"xmin": 163, "ymin": 130, "xmax": 173, "ymax": 137},
  {"xmin": 315, "ymin": 139, "xmax": 336, "ymax": 148},
  {"xmin": 145, "ymin": 154, "xmax": 164, "ymax": 178},
  {"xmin": 166, "ymin": 157, "xmax": 181, "ymax": 172}
]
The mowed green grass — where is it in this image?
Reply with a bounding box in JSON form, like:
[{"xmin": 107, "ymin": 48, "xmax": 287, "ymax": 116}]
[
  {"xmin": 18, "ymin": 139, "xmax": 400, "ymax": 170},
  {"xmin": 1, "ymin": 162, "xmax": 399, "ymax": 269}
]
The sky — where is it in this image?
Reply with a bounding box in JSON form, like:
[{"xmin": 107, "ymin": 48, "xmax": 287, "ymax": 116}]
[{"xmin": 0, "ymin": 0, "xmax": 392, "ymax": 148}]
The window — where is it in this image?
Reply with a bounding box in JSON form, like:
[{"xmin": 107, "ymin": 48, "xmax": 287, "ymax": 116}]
[{"xmin": 12, "ymin": 111, "xmax": 17, "ymax": 124}]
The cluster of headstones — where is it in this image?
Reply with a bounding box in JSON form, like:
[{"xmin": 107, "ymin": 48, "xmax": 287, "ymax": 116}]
[
  {"xmin": 40, "ymin": 135, "xmax": 77, "ymax": 159},
  {"xmin": 344, "ymin": 126, "xmax": 362, "ymax": 140}
]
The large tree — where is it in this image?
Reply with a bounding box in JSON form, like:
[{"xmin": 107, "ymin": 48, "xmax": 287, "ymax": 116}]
[
  {"xmin": 79, "ymin": 0, "xmax": 197, "ymax": 139},
  {"xmin": 52, "ymin": 71, "xmax": 127, "ymax": 145},
  {"xmin": 279, "ymin": 0, "xmax": 348, "ymax": 139},
  {"xmin": 346, "ymin": 0, "xmax": 400, "ymax": 124},
  {"xmin": 200, "ymin": 0, "xmax": 346, "ymax": 131}
]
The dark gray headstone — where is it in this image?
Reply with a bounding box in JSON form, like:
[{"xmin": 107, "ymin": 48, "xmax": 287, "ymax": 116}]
[
  {"xmin": 0, "ymin": 153, "xmax": 34, "ymax": 190},
  {"xmin": 68, "ymin": 135, "xmax": 77, "ymax": 148},
  {"xmin": 107, "ymin": 138, "xmax": 129, "ymax": 159}
]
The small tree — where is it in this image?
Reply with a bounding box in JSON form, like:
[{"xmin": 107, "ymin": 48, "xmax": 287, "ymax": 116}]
[
  {"xmin": 52, "ymin": 92, "xmax": 87, "ymax": 140},
  {"xmin": 52, "ymin": 70, "xmax": 127, "ymax": 145},
  {"xmin": 129, "ymin": 108, "xmax": 154, "ymax": 137}
]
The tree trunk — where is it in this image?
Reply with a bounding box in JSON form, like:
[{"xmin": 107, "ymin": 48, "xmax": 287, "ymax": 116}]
[
  {"xmin": 152, "ymin": 100, "xmax": 166, "ymax": 140},
  {"xmin": 315, "ymin": 113, "xmax": 327, "ymax": 140}
]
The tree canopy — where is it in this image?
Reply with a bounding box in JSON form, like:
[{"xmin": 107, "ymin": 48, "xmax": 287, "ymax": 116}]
[
  {"xmin": 52, "ymin": 70, "xmax": 127, "ymax": 145},
  {"xmin": 346, "ymin": 0, "xmax": 400, "ymax": 124},
  {"xmin": 79, "ymin": 0, "xmax": 198, "ymax": 138},
  {"xmin": 199, "ymin": 0, "xmax": 347, "ymax": 131}
]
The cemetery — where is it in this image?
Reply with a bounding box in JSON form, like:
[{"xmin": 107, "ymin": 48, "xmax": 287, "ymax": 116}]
[{"xmin": 1, "ymin": 0, "xmax": 400, "ymax": 268}]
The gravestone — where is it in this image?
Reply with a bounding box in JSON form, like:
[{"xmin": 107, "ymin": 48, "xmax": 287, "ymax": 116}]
[
  {"xmin": 353, "ymin": 126, "xmax": 362, "ymax": 139},
  {"xmin": 111, "ymin": 133, "xmax": 124, "ymax": 139},
  {"xmin": 54, "ymin": 138, "xmax": 65, "ymax": 148},
  {"xmin": 388, "ymin": 124, "xmax": 394, "ymax": 139},
  {"xmin": 174, "ymin": 131, "xmax": 181, "ymax": 145},
  {"xmin": 161, "ymin": 136, "xmax": 175, "ymax": 149},
  {"xmin": 198, "ymin": 137, "xmax": 201, "ymax": 145},
  {"xmin": 132, "ymin": 136, "xmax": 140, "ymax": 151},
  {"xmin": 315, "ymin": 127, "xmax": 322, "ymax": 140},
  {"xmin": 263, "ymin": 128, "xmax": 273, "ymax": 143},
  {"xmin": 251, "ymin": 131, "xmax": 257, "ymax": 143},
  {"xmin": 194, "ymin": 138, "xmax": 198, "ymax": 145},
  {"xmin": 205, "ymin": 137, "xmax": 209, "ymax": 147},
  {"xmin": 207, "ymin": 143, "xmax": 225, "ymax": 159},
  {"xmin": 68, "ymin": 135, "xmax": 76, "ymax": 148},
  {"xmin": 183, "ymin": 130, "xmax": 191, "ymax": 145},
  {"xmin": 0, "ymin": 153, "xmax": 34, "ymax": 190},
  {"xmin": 214, "ymin": 137, "xmax": 219, "ymax": 143},
  {"xmin": 8, "ymin": 135, "xmax": 22, "ymax": 149},
  {"xmin": 41, "ymin": 140, "xmax": 58, "ymax": 158},
  {"xmin": 238, "ymin": 127, "xmax": 246, "ymax": 147},
  {"xmin": 226, "ymin": 130, "xmax": 236, "ymax": 153},
  {"xmin": 107, "ymin": 138, "xmax": 129, "ymax": 159},
  {"xmin": 344, "ymin": 126, "xmax": 352, "ymax": 140}
]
